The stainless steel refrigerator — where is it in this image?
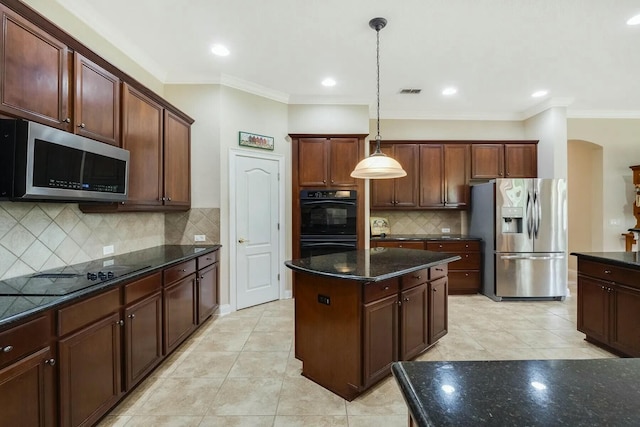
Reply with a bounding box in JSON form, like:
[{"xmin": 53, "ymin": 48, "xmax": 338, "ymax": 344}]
[{"xmin": 469, "ymin": 179, "xmax": 567, "ymax": 301}]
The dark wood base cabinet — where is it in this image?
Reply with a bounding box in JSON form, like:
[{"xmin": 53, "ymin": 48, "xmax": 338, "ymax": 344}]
[
  {"xmin": 295, "ymin": 265, "xmax": 449, "ymax": 401},
  {"xmin": 577, "ymin": 257, "xmax": 640, "ymax": 357}
]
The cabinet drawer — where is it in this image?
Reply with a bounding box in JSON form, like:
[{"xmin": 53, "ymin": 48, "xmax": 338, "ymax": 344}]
[
  {"xmin": 197, "ymin": 251, "xmax": 219, "ymax": 270},
  {"xmin": 426, "ymin": 240, "xmax": 480, "ymax": 252},
  {"xmin": 579, "ymin": 259, "xmax": 640, "ymax": 288},
  {"xmin": 0, "ymin": 314, "xmax": 51, "ymax": 368},
  {"xmin": 449, "ymin": 253, "xmax": 481, "ymax": 270},
  {"xmin": 401, "ymin": 268, "xmax": 429, "ymax": 290},
  {"xmin": 430, "ymin": 264, "xmax": 448, "ymax": 280},
  {"xmin": 58, "ymin": 288, "xmax": 120, "ymax": 336},
  {"xmin": 364, "ymin": 278, "xmax": 399, "ymax": 304},
  {"xmin": 124, "ymin": 272, "xmax": 162, "ymax": 305},
  {"xmin": 374, "ymin": 241, "xmax": 425, "ymax": 250},
  {"xmin": 163, "ymin": 259, "xmax": 197, "ymax": 285},
  {"xmin": 448, "ymin": 271, "xmax": 481, "ymax": 292}
]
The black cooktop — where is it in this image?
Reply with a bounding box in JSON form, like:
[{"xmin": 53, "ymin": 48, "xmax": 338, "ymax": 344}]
[{"xmin": 0, "ymin": 261, "xmax": 150, "ymax": 296}]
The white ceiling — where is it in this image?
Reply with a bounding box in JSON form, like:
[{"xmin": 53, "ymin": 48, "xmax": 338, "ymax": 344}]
[{"xmin": 56, "ymin": 0, "xmax": 640, "ymax": 120}]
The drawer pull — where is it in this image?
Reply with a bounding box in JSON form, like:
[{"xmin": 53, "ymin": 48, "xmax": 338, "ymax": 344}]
[
  {"xmin": 117, "ymin": 320, "xmax": 124, "ymax": 326},
  {"xmin": 604, "ymin": 270, "xmax": 612, "ymax": 274},
  {"xmin": 435, "ymin": 268, "xmax": 443, "ymax": 271},
  {"xmin": 45, "ymin": 358, "xmax": 56, "ymax": 366},
  {"xmin": 2, "ymin": 345, "xmax": 13, "ymax": 353},
  {"xmin": 383, "ymin": 286, "xmax": 390, "ymax": 290},
  {"xmin": 403, "ymin": 297, "xmax": 410, "ymax": 302},
  {"xmin": 413, "ymin": 275, "xmax": 422, "ymax": 280},
  {"xmin": 182, "ymin": 269, "xmax": 187, "ymax": 272},
  {"xmin": 128, "ymin": 314, "xmax": 136, "ymax": 319}
]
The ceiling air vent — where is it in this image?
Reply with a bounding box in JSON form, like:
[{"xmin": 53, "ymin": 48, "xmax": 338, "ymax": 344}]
[{"xmin": 400, "ymin": 88, "xmax": 422, "ymax": 94}]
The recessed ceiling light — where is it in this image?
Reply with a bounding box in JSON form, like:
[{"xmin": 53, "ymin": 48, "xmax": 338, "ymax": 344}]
[
  {"xmin": 442, "ymin": 87, "xmax": 458, "ymax": 96},
  {"xmin": 211, "ymin": 44, "xmax": 230, "ymax": 56},
  {"xmin": 531, "ymin": 90, "xmax": 548, "ymax": 98},
  {"xmin": 627, "ymin": 14, "xmax": 640, "ymax": 25},
  {"xmin": 321, "ymin": 78, "xmax": 336, "ymax": 87}
]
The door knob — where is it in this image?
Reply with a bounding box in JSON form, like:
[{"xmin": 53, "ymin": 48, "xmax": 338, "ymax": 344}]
[{"xmin": 238, "ymin": 238, "xmax": 249, "ymax": 243}]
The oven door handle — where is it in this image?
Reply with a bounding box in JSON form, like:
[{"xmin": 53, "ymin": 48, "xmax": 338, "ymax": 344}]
[
  {"xmin": 301, "ymin": 200, "xmax": 356, "ymax": 206},
  {"xmin": 300, "ymin": 242, "xmax": 357, "ymax": 248}
]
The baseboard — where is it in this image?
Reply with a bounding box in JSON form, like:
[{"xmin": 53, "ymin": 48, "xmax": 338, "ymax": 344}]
[
  {"xmin": 284, "ymin": 290, "xmax": 292, "ymax": 299},
  {"xmin": 217, "ymin": 304, "xmax": 233, "ymax": 316}
]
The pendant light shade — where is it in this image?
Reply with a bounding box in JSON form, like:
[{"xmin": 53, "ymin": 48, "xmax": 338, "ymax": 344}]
[{"xmin": 351, "ymin": 17, "xmax": 406, "ymax": 180}]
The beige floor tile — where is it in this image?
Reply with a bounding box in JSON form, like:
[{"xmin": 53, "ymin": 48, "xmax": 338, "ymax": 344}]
[
  {"xmin": 199, "ymin": 415, "xmax": 275, "ymax": 426},
  {"xmin": 244, "ymin": 331, "xmax": 293, "ymax": 352},
  {"xmin": 273, "ymin": 415, "xmax": 348, "ymax": 427},
  {"xmin": 284, "ymin": 356, "xmax": 303, "ymax": 377},
  {"xmin": 347, "ymin": 415, "xmax": 407, "ymax": 427},
  {"xmin": 96, "ymin": 415, "xmax": 131, "ymax": 427},
  {"xmin": 136, "ymin": 377, "xmax": 224, "ymax": 416},
  {"xmin": 228, "ymin": 351, "xmax": 289, "ymax": 378},
  {"xmin": 346, "ymin": 377, "xmax": 407, "ymax": 416},
  {"xmin": 170, "ymin": 351, "xmax": 239, "ymax": 378},
  {"xmin": 471, "ymin": 330, "xmax": 532, "ymax": 350},
  {"xmin": 276, "ymin": 377, "xmax": 347, "ymax": 416},
  {"xmin": 509, "ymin": 330, "xmax": 577, "ymax": 348},
  {"xmin": 207, "ymin": 378, "xmax": 283, "ymax": 416},
  {"xmin": 194, "ymin": 330, "xmax": 251, "ymax": 352},
  {"xmin": 254, "ymin": 315, "xmax": 294, "ymax": 332},
  {"xmin": 209, "ymin": 315, "xmax": 261, "ymax": 332},
  {"xmin": 109, "ymin": 375, "xmax": 167, "ymax": 415},
  {"xmin": 119, "ymin": 415, "xmax": 203, "ymax": 426}
]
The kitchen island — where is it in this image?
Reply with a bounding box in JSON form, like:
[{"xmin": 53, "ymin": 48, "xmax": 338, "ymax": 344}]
[
  {"xmin": 285, "ymin": 248, "xmax": 460, "ymax": 400},
  {"xmin": 571, "ymin": 251, "xmax": 640, "ymax": 357},
  {"xmin": 392, "ymin": 359, "xmax": 640, "ymax": 427}
]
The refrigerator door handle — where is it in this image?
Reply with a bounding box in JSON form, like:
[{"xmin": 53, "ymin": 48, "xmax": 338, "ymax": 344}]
[
  {"xmin": 500, "ymin": 254, "xmax": 566, "ymax": 260},
  {"xmin": 526, "ymin": 190, "xmax": 533, "ymax": 238},
  {"xmin": 533, "ymin": 190, "xmax": 541, "ymax": 238}
]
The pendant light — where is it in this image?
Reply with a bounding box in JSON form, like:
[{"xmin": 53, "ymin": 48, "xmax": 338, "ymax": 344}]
[{"xmin": 351, "ymin": 17, "xmax": 407, "ymax": 179}]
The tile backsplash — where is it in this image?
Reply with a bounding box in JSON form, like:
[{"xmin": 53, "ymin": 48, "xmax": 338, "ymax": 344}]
[
  {"xmin": 0, "ymin": 202, "xmax": 220, "ymax": 280},
  {"xmin": 374, "ymin": 210, "xmax": 463, "ymax": 234}
]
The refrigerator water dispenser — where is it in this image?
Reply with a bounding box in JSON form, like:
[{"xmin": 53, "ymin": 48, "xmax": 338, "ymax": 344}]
[{"xmin": 501, "ymin": 206, "xmax": 523, "ymax": 233}]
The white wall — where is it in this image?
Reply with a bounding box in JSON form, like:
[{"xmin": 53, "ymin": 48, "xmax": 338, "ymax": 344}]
[
  {"xmin": 524, "ymin": 107, "xmax": 568, "ymax": 179},
  {"xmin": 378, "ymin": 119, "xmax": 525, "ymax": 140},
  {"xmin": 288, "ymin": 105, "xmax": 369, "ymax": 134},
  {"xmin": 568, "ymin": 118, "xmax": 640, "ymax": 251}
]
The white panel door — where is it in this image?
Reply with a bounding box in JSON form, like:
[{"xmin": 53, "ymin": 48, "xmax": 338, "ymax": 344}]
[{"xmin": 235, "ymin": 155, "xmax": 280, "ymax": 309}]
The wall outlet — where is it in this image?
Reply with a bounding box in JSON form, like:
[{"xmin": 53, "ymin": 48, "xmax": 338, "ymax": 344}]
[
  {"xmin": 194, "ymin": 235, "xmax": 206, "ymax": 242},
  {"xmin": 103, "ymin": 245, "xmax": 114, "ymax": 255},
  {"xmin": 441, "ymin": 228, "xmax": 451, "ymax": 233},
  {"xmin": 609, "ymin": 218, "xmax": 621, "ymax": 226}
]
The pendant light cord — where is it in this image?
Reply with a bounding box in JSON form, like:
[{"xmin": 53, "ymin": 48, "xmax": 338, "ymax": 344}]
[{"xmin": 376, "ymin": 26, "xmax": 381, "ymax": 145}]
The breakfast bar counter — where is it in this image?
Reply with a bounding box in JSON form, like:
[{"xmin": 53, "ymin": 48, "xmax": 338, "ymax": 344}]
[
  {"xmin": 285, "ymin": 248, "xmax": 460, "ymax": 401},
  {"xmin": 392, "ymin": 359, "xmax": 640, "ymax": 427}
]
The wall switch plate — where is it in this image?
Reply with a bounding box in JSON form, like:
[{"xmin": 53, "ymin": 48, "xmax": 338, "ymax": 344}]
[
  {"xmin": 609, "ymin": 219, "xmax": 621, "ymax": 226},
  {"xmin": 194, "ymin": 235, "xmax": 206, "ymax": 242},
  {"xmin": 103, "ymin": 245, "xmax": 114, "ymax": 255},
  {"xmin": 441, "ymin": 228, "xmax": 451, "ymax": 233}
]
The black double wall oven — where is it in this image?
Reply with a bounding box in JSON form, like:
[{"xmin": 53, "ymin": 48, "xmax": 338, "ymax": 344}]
[{"xmin": 299, "ymin": 189, "xmax": 357, "ymax": 258}]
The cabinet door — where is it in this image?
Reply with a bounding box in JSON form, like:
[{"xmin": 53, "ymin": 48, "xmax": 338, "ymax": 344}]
[
  {"xmin": 298, "ymin": 138, "xmax": 328, "ymax": 186},
  {"xmin": 0, "ymin": 4, "xmax": 70, "ymax": 129},
  {"xmin": 419, "ymin": 144, "xmax": 444, "ymax": 207},
  {"xmin": 74, "ymin": 52, "xmax": 121, "ymax": 146},
  {"xmin": 121, "ymin": 83, "xmax": 164, "ymax": 207},
  {"xmin": 163, "ymin": 110, "xmax": 191, "ymax": 208},
  {"xmin": 471, "ymin": 144, "xmax": 504, "ymax": 179},
  {"xmin": 197, "ymin": 263, "xmax": 219, "ymax": 324},
  {"xmin": 370, "ymin": 143, "xmax": 396, "ymax": 207},
  {"xmin": 363, "ymin": 293, "xmax": 398, "ymax": 387},
  {"xmin": 124, "ymin": 291, "xmax": 163, "ymax": 391},
  {"xmin": 163, "ymin": 274, "xmax": 197, "ymax": 354},
  {"xmin": 0, "ymin": 347, "xmax": 56, "ymax": 427},
  {"xmin": 504, "ymin": 144, "xmax": 537, "ymax": 178},
  {"xmin": 429, "ymin": 277, "xmax": 448, "ymax": 343},
  {"xmin": 577, "ymin": 275, "xmax": 609, "ymax": 343},
  {"xmin": 610, "ymin": 284, "xmax": 640, "ymax": 356},
  {"xmin": 443, "ymin": 144, "xmax": 470, "ymax": 208},
  {"xmin": 329, "ymin": 138, "xmax": 359, "ymax": 187},
  {"xmin": 393, "ymin": 144, "xmax": 419, "ymax": 207},
  {"xmin": 59, "ymin": 312, "xmax": 122, "ymax": 427},
  {"xmin": 400, "ymin": 283, "xmax": 428, "ymax": 360}
]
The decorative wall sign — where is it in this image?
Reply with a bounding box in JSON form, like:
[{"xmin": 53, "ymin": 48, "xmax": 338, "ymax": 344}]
[
  {"xmin": 370, "ymin": 216, "xmax": 390, "ymax": 236},
  {"xmin": 239, "ymin": 131, "xmax": 274, "ymax": 150}
]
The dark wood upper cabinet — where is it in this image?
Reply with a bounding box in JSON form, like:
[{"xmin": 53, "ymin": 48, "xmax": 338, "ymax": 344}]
[
  {"xmin": 297, "ymin": 137, "xmax": 359, "ymax": 187},
  {"xmin": 74, "ymin": 52, "xmax": 120, "ymax": 146},
  {"xmin": 0, "ymin": 4, "xmax": 70, "ymax": 129},
  {"xmin": 371, "ymin": 143, "xmax": 419, "ymax": 208},
  {"xmin": 163, "ymin": 110, "xmax": 191, "ymax": 208},
  {"xmin": 442, "ymin": 144, "xmax": 470, "ymax": 208},
  {"xmin": 418, "ymin": 145, "xmax": 444, "ymax": 208},
  {"xmin": 471, "ymin": 142, "xmax": 538, "ymax": 179}
]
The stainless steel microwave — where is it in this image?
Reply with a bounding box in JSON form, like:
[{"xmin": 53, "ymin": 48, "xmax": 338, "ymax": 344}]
[{"xmin": 0, "ymin": 119, "xmax": 129, "ymax": 202}]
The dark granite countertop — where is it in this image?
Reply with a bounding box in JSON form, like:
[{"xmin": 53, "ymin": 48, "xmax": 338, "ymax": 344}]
[
  {"xmin": 392, "ymin": 359, "xmax": 640, "ymax": 427},
  {"xmin": 285, "ymin": 248, "xmax": 460, "ymax": 282},
  {"xmin": 0, "ymin": 244, "xmax": 221, "ymax": 329},
  {"xmin": 570, "ymin": 251, "xmax": 640, "ymax": 269},
  {"xmin": 370, "ymin": 234, "xmax": 481, "ymax": 241}
]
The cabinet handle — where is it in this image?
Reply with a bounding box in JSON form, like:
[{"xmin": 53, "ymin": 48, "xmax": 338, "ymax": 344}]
[
  {"xmin": 439, "ymin": 245, "xmax": 443, "ymax": 248},
  {"xmin": 45, "ymin": 358, "xmax": 56, "ymax": 366},
  {"xmin": 403, "ymin": 297, "xmax": 409, "ymax": 302},
  {"xmin": 2, "ymin": 345, "xmax": 13, "ymax": 353},
  {"xmin": 182, "ymin": 269, "xmax": 187, "ymax": 272},
  {"xmin": 63, "ymin": 117, "xmax": 71, "ymax": 123},
  {"xmin": 322, "ymin": 180, "xmax": 326, "ymax": 184},
  {"xmin": 118, "ymin": 320, "xmax": 124, "ymax": 326},
  {"xmin": 78, "ymin": 123, "xmax": 86, "ymax": 128},
  {"xmin": 399, "ymin": 244, "xmax": 403, "ymax": 248},
  {"xmin": 200, "ymin": 275, "xmax": 205, "ymax": 279},
  {"xmin": 397, "ymin": 300, "xmax": 402, "ymax": 306},
  {"xmin": 604, "ymin": 270, "xmax": 612, "ymax": 274},
  {"xmin": 168, "ymin": 197, "xmax": 172, "ymax": 201},
  {"xmin": 433, "ymin": 288, "xmax": 437, "ymax": 292},
  {"xmin": 465, "ymin": 244, "xmax": 469, "ymax": 248},
  {"xmin": 465, "ymin": 273, "xmax": 469, "ymax": 277},
  {"xmin": 413, "ymin": 275, "xmax": 421, "ymax": 280},
  {"xmin": 128, "ymin": 314, "xmax": 136, "ymax": 319},
  {"xmin": 331, "ymin": 180, "xmax": 334, "ymax": 183},
  {"xmin": 435, "ymin": 268, "xmax": 443, "ymax": 271},
  {"xmin": 383, "ymin": 286, "xmax": 390, "ymax": 290}
]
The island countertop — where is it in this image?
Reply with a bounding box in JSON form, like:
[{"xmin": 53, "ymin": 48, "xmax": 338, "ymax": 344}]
[
  {"xmin": 285, "ymin": 248, "xmax": 460, "ymax": 282},
  {"xmin": 392, "ymin": 359, "xmax": 640, "ymax": 427},
  {"xmin": 570, "ymin": 251, "xmax": 640, "ymax": 269}
]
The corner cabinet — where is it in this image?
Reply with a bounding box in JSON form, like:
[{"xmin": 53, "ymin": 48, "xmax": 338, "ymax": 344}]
[{"xmin": 471, "ymin": 142, "xmax": 538, "ymax": 179}]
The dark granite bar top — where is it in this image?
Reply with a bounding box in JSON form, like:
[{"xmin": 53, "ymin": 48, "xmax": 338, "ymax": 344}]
[
  {"xmin": 285, "ymin": 248, "xmax": 460, "ymax": 282},
  {"xmin": 570, "ymin": 251, "xmax": 640, "ymax": 269},
  {"xmin": 370, "ymin": 234, "xmax": 481, "ymax": 241},
  {"xmin": 0, "ymin": 244, "xmax": 221, "ymax": 329},
  {"xmin": 392, "ymin": 359, "xmax": 639, "ymax": 427}
]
